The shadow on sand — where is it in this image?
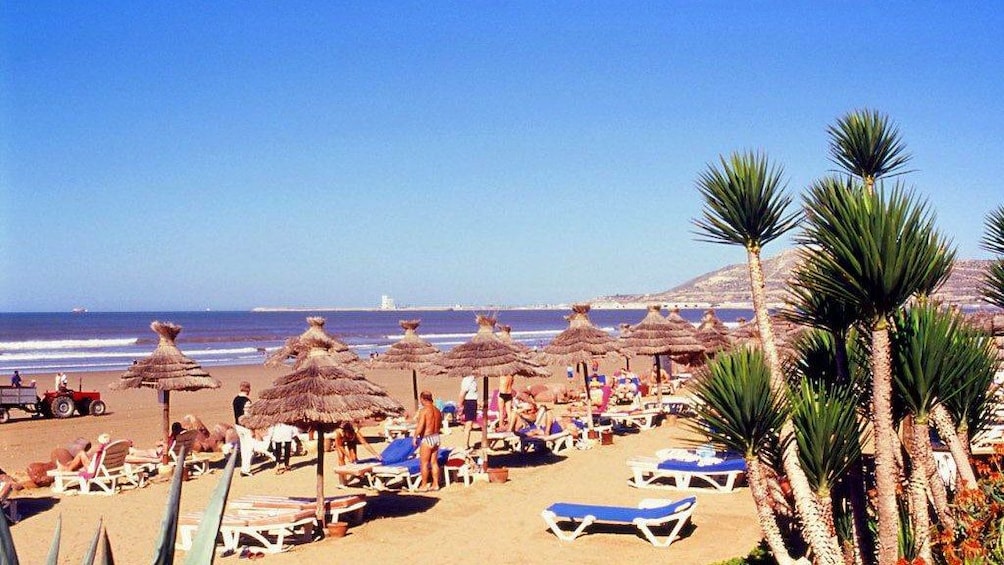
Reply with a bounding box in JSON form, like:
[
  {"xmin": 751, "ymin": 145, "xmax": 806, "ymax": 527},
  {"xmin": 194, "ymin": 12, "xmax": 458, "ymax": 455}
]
[{"xmin": 364, "ymin": 491, "xmax": 439, "ymax": 520}]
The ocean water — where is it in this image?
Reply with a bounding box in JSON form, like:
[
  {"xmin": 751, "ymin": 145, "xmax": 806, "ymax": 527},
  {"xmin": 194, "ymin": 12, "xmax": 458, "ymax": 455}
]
[{"xmin": 0, "ymin": 308, "xmax": 753, "ymax": 376}]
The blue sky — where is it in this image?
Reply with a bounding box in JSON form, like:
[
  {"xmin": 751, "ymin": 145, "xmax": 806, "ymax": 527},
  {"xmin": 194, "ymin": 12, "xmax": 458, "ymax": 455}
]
[{"xmin": 2, "ymin": 3, "xmax": 1001, "ymax": 311}]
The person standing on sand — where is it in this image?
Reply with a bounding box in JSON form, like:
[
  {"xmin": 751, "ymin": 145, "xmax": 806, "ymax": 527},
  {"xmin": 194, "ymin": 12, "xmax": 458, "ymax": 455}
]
[
  {"xmin": 458, "ymin": 373, "xmax": 478, "ymax": 449},
  {"xmin": 499, "ymin": 373, "xmax": 514, "ymax": 428},
  {"xmin": 11, "ymin": 370, "xmax": 21, "ymax": 387},
  {"xmin": 233, "ymin": 381, "xmax": 251, "ymax": 424},
  {"xmin": 413, "ymin": 390, "xmax": 442, "ymax": 491}
]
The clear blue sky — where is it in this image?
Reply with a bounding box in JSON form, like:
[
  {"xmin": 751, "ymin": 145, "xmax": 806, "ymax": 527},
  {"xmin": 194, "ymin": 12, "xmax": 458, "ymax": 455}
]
[{"xmin": 2, "ymin": 3, "xmax": 1001, "ymax": 312}]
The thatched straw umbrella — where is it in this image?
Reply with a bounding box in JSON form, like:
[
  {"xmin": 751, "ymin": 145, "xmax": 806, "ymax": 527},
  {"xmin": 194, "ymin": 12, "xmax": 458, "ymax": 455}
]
[
  {"xmin": 498, "ymin": 324, "xmax": 531, "ymax": 354},
  {"xmin": 617, "ymin": 323, "xmax": 634, "ymax": 370},
  {"xmin": 427, "ymin": 315, "xmax": 547, "ymax": 471},
  {"xmin": 369, "ymin": 320, "xmax": 442, "ymax": 413},
  {"xmin": 111, "ymin": 322, "xmax": 221, "ymax": 460},
  {"xmin": 266, "ymin": 316, "xmax": 361, "ymax": 370},
  {"xmin": 242, "ymin": 338, "xmax": 404, "ymax": 528},
  {"xmin": 541, "ymin": 304, "xmax": 619, "ymax": 430},
  {"xmin": 620, "ymin": 306, "xmax": 703, "ymax": 408},
  {"xmin": 696, "ymin": 308, "xmax": 733, "ymax": 356},
  {"xmin": 733, "ymin": 314, "xmax": 804, "ymax": 361}
]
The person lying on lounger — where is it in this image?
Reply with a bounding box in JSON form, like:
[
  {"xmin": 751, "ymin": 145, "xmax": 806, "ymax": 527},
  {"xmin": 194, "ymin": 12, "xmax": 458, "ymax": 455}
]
[
  {"xmin": 508, "ymin": 401, "xmax": 554, "ymax": 438},
  {"xmin": 56, "ymin": 432, "xmax": 111, "ymax": 471}
]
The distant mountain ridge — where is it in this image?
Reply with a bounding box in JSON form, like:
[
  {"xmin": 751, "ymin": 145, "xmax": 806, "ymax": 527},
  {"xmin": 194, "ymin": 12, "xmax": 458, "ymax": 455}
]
[{"xmin": 596, "ymin": 248, "xmax": 995, "ymax": 308}]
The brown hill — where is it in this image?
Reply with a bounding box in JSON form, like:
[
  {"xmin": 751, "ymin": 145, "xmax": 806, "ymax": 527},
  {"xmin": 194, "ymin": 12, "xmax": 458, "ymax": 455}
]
[{"xmin": 599, "ymin": 249, "xmax": 995, "ymax": 308}]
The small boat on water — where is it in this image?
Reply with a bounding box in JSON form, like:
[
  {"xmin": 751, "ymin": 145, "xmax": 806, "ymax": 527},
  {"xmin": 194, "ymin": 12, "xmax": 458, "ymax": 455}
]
[{"xmin": 71, "ymin": 307, "xmax": 87, "ymax": 314}]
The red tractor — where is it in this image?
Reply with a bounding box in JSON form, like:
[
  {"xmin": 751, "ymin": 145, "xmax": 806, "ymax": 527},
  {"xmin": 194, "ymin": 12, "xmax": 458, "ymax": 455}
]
[{"xmin": 0, "ymin": 384, "xmax": 107, "ymax": 423}]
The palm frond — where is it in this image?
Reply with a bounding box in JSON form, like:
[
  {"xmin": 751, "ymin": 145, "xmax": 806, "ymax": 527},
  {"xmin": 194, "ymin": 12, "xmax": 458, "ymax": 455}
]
[
  {"xmin": 692, "ymin": 151, "xmax": 801, "ymax": 249},
  {"xmin": 797, "ymin": 177, "xmax": 956, "ymax": 323},
  {"xmin": 827, "ymin": 109, "xmax": 912, "ymax": 182},
  {"xmin": 789, "ymin": 378, "xmax": 865, "ymax": 495},
  {"xmin": 981, "ymin": 205, "xmax": 1004, "ymax": 256},
  {"xmin": 687, "ymin": 348, "xmax": 789, "ymax": 458},
  {"xmin": 982, "ymin": 259, "xmax": 1004, "ymax": 309}
]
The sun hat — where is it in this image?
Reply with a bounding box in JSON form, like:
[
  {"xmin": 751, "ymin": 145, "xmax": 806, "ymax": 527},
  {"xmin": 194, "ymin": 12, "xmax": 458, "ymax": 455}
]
[{"xmin": 97, "ymin": 433, "xmax": 111, "ymax": 445}]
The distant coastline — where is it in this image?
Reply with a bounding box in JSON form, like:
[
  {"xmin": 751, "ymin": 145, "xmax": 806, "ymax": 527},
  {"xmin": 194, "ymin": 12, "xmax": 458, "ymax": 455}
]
[{"xmin": 249, "ymin": 301, "xmax": 758, "ymax": 313}]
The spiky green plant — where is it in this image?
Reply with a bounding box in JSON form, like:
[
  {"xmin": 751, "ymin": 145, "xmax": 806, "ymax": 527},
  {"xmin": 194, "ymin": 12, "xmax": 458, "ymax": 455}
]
[
  {"xmin": 690, "ymin": 348, "xmax": 798, "ymax": 564},
  {"xmin": 788, "ymin": 378, "xmax": 865, "ymax": 498},
  {"xmin": 827, "ymin": 109, "xmax": 912, "ymax": 192},
  {"xmin": 981, "ymin": 205, "xmax": 1004, "ymax": 308},
  {"xmin": 798, "ymin": 175, "xmax": 956, "ymax": 564}
]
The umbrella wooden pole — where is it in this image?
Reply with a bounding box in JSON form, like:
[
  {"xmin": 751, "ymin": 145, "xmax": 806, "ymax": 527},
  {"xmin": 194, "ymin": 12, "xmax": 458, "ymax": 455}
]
[
  {"xmin": 481, "ymin": 375, "xmax": 489, "ymax": 472},
  {"xmin": 316, "ymin": 429, "xmax": 326, "ymax": 528},
  {"xmin": 655, "ymin": 354, "xmax": 663, "ymax": 412},
  {"xmin": 161, "ymin": 390, "xmax": 171, "ymax": 464},
  {"xmin": 411, "ymin": 369, "xmax": 419, "ymax": 414},
  {"xmin": 581, "ymin": 361, "xmax": 593, "ymax": 430}
]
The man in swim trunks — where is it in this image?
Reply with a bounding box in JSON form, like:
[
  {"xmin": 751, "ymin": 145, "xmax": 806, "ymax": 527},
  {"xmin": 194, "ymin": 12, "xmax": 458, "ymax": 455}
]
[{"xmin": 413, "ymin": 390, "xmax": 442, "ymax": 491}]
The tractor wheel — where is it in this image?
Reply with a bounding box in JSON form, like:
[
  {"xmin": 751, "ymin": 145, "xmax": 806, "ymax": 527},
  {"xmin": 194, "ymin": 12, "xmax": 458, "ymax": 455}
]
[
  {"xmin": 51, "ymin": 396, "xmax": 76, "ymax": 418},
  {"xmin": 89, "ymin": 400, "xmax": 107, "ymax": 416},
  {"xmin": 0, "ymin": 408, "xmax": 9, "ymax": 424}
]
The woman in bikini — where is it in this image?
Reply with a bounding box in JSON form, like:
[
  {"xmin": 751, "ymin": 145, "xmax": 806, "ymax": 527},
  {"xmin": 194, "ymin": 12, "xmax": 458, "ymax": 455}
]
[{"xmin": 333, "ymin": 421, "xmax": 379, "ymax": 466}]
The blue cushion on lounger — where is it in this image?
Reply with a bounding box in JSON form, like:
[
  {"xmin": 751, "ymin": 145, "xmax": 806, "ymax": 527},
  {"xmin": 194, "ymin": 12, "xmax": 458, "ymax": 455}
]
[
  {"xmin": 546, "ymin": 497, "xmax": 696, "ymax": 522},
  {"xmin": 380, "ymin": 437, "xmax": 418, "ymax": 464},
  {"xmin": 656, "ymin": 457, "xmax": 746, "ymax": 473}
]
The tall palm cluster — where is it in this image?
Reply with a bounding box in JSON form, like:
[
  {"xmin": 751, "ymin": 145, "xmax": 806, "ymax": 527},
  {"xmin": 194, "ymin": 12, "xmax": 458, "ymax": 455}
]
[{"xmin": 691, "ymin": 109, "xmax": 1002, "ymax": 564}]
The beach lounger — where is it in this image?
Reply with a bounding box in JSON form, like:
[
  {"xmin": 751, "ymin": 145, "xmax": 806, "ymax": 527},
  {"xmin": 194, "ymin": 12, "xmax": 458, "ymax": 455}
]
[
  {"xmin": 229, "ymin": 494, "xmax": 367, "ymax": 524},
  {"xmin": 369, "ymin": 448, "xmax": 450, "ymax": 491},
  {"xmin": 541, "ymin": 497, "xmax": 697, "ymax": 547},
  {"xmin": 177, "ymin": 507, "xmax": 316, "ymax": 554},
  {"xmin": 382, "ymin": 418, "xmax": 417, "ymax": 440},
  {"xmin": 627, "ymin": 452, "xmax": 746, "ymax": 492},
  {"xmin": 601, "ymin": 408, "xmax": 662, "ymax": 430},
  {"xmin": 170, "ymin": 429, "xmax": 213, "ymax": 477},
  {"xmin": 517, "ymin": 422, "xmax": 574, "ymax": 455},
  {"xmin": 332, "ymin": 437, "xmax": 417, "ymax": 488},
  {"xmin": 47, "ymin": 440, "xmax": 146, "ymax": 495},
  {"xmin": 486, "ymin": 430, "xmax": 522, "ymax": 451}
]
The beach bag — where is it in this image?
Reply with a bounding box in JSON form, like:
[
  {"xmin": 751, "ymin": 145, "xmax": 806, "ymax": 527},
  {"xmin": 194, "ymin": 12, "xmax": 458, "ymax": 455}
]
[{"xmin": 27, "ymin": 461, "xmax": 56, "ymax": 487}]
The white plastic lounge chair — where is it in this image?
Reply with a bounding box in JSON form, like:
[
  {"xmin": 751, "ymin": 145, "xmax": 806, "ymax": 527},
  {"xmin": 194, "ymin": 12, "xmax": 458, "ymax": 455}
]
[
  {"xmin": 229, "ymin": 494, "xmax": 367, "ymax": 524},
  {"xmin": 541, "ymin": 497, "xmax": 696, "ymax": 547},
  {"xmin": 170, "ymin": 429, "xmax": 213, "ymax": 477},
  {"xmin": 176, "ymin": 507, "xmax": 316, "ymax": 554},
  {"xmin": 517, "ymin": 422, "xmax": 574, "ymax": 455},
  {"xmin": 369, "ymin": 449, "xmax": 450, "ymax": 491},
  {"xmin": 601, "ymin": 408, "xmax": 662, "ymax": 430},
  {"xmin": 627, "ymin": 452, "xmax": 746, "ymax": 492},
  {"xmin": 332, "ymin": 437, "xmax": 417, "ymax": 488},
  {"xmin": 47, "ymin": 440, "xmax": 143, "ymax": 495}
]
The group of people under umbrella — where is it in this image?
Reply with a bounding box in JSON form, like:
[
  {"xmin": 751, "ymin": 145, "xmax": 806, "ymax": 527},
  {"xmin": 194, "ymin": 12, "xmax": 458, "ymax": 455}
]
[{"xmin": 111, "ymin": 305, "xmax": 751, "ymax": 533}]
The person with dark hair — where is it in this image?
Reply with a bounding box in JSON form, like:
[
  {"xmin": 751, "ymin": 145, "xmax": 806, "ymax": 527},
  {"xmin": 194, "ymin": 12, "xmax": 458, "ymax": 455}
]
[
  {"xmin": 233, "ymin": 381, "xmax": 251, "ymax": 424},
  {"xmin": 10, "ymin": 371, "xmax": 21, "ymax": 387}
]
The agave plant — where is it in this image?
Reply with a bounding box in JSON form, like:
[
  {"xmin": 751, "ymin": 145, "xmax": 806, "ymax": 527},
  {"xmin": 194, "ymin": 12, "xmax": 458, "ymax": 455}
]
[
  {"xmin": 0, "ymin": 449, "xmax": 237, "ymax": 565},
  {"xmin": 689, "ymin": 348, "xmax": 799, "ymax": 565}
]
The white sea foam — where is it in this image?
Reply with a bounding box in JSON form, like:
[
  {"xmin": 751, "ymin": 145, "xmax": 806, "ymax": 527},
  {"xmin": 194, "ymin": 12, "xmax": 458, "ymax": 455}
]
[
  {"xmin": 0, "ymin": 347, "xmax": 260, "ymax": 362},
  {"xmin": 0, "ymin": 338, "xmax": 139, "ymax": 351},
  {"xmin": 384, "ymin": 329, "xmax": 562, "ymax": 340}
]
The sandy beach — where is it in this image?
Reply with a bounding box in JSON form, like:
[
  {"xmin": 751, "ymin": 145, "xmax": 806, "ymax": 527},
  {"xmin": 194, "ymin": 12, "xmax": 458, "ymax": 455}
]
[{"xmin": 3, "ymin": 360, "xmax": 761, "ymax": 564}]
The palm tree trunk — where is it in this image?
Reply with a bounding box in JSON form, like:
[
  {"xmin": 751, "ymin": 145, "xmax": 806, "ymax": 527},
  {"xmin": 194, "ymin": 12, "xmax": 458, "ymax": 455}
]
[
  {"xmin": 904, "ymin": 416, "xmax": 932, "ymax": 562},
  {"xmin": 916, "ymin": 418, "xmax": 954, "ymax": 531},
  {"xmin": 748, "ymin": 247, "xmax": 843, "ymax": 564},
  {"xmin": 870, "ymin": 324, "xmax": 899, "ymax": 565},
  {"xmin": 747, "ymin": 457, "xmax": 798, "ymax": 565},
  {"xmin": 929, "ymin": 405, "xmax": 977, "ymax": 488}
]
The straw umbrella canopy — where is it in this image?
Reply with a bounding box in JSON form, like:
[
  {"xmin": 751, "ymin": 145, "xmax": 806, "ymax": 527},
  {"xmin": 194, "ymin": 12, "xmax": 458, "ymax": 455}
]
[
  {"xmin": 541, "ymin": 304, "xmax": 619, "ymax": 430},
  {"xmin": 111, "ymin": 321, "xmax": 221, "ymax": 459},
  {"xmin": 498, "ymin": 324, "xmax": 532, "ymax": 354},
  {"xmin": 242, "ymin": 339, "xmax": 405, "ymax": 527},
  {"xmin": 620, "ymin": 305, "xmax": 704, "ymax": 408},
  {"xmin": 266, "ymin": 316, "xmax": 362, "ymax": 370},
  {"xmin": 427, "ymin": 315, "xmax": 547, "ymax": 471},
  {"xmin": 369, "ymin": 320, "xmax": 442, "ymax": 413},
  {"xmin": 696, "ymin": 308, "xmax": 733, "ymax": 356}
]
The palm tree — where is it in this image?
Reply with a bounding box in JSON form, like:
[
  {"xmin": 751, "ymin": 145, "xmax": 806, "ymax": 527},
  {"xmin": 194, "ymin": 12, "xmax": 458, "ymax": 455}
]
[
  {"xmin": 890, "ymin": 305, "xmax": 982, "ymax": 559},
  {"xmin": 693, "ymin": 152, "xmax": 843, "ymax": 564},
  {"xmin": 798, "ymin": 177, "xmax": 955, "ymax": 563},
  {"xmin": 689, "ymin": 349, "xmax": 798, "ymax": 565},
  {"xmin": 827, "ymin": 109, "xmax": 912, "ymax": 194},
  {"xmin": 982, "ymin": 205, "xmax": 1004, "ymax": 308}
]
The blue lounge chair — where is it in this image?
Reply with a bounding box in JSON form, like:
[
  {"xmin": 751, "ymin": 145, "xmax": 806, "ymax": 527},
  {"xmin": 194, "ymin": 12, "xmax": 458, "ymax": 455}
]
[
  {"xmin": 627, "ymin": 453, "xmax": 746, "ymax": 492},
  {"xmin": 541, "ymin": 497, "xmax": 696, "ymax": 547},
  {"xmin": 369, "ymin": 448, "xmax": 451, "ymax": 490},
  {"xmin": 332, "ymin": 437, "xmax": 418, "ymax": 488}
]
